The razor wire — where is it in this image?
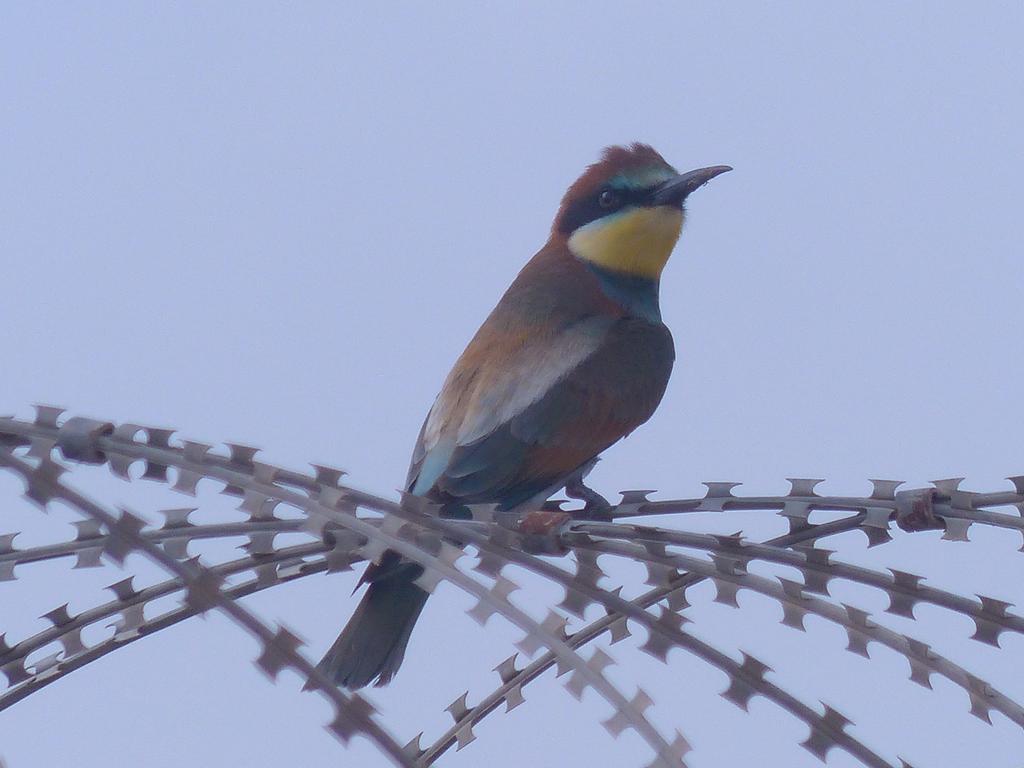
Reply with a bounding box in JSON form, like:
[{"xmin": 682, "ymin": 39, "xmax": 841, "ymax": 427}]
[
  {"xmin": 1, "ymin": 408, "xmax": 1023, "ymax": 767},
  {"xmin": 0, "ymin": 411, "xmax": 686, "ymax": 767}
]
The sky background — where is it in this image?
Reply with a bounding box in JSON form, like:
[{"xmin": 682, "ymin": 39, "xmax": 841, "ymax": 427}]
[{"xmin": 3, "ymin": 3, "xmax": 1024, "ymax": 767}]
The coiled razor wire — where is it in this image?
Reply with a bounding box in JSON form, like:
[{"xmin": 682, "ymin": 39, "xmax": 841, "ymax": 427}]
[{"xmin": 1, "ymin": 408, "xmax": 1022, "ymax": 766}]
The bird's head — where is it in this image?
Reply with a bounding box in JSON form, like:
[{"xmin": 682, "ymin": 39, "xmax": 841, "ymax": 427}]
[{"xmin": 553, "ymin": 144, "xmax": 730, "ymax": 280}]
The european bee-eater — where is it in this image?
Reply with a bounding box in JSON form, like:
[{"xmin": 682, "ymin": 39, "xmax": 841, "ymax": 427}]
[{"xmin": 318, "ymin": 144, "xmax": 730, "ymax": 688}]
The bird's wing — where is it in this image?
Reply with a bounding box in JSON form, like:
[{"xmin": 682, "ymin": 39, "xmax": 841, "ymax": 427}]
[
  {"xmin": 407, "ymin": 317, "xmax": 673, "ymax": 509},
  {"xmin": 405, "ymin": 314, "xmax": 613, "ymax": 494}
]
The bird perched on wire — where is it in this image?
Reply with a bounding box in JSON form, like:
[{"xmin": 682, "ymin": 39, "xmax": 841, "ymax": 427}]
[{"xmin": 318, "ymin": 143, "xmax": 730, "ymax": 688}]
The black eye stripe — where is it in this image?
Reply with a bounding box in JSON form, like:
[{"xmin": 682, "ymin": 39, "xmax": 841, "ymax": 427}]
[{"xmin": 558, "ymin": 186, "xmax": 652, "ymax": 235}]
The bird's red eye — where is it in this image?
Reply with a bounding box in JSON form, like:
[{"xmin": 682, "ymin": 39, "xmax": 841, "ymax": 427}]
[{"xmin": 598, "ymin": 189, "xmax": 620, "ymax": 209}]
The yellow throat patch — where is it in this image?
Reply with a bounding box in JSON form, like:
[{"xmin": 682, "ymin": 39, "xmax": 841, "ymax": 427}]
[{"xmin": 567, "ymin": 206, "xmax": 684, "ymax": 279}]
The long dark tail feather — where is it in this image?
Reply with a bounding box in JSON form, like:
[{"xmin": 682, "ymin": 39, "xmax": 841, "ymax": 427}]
[{"xmin": 317, "ymin": 571, "xmax": 429, "ymax": 689}]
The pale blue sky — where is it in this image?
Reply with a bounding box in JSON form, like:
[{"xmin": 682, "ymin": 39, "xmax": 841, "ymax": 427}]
[{"xmin": 2, "ymin": 4, "xmax": 1023, "ymax": 767}]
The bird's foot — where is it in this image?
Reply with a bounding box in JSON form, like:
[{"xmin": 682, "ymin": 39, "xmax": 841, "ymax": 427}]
[
  {"xmin": 895, "ymin": 488, "xmax": 947, "ymax": 533},
  {"xmin": 514, "ymin": 509, "xmax": 573, "ymax": 555},
  {"xmin": 565, "ymin": 477, "xmax": 614, "ymax": 521}
]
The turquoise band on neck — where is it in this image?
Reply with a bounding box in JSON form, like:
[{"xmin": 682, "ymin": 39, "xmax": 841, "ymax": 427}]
[{"xmin": 583, "ymin": 262, "xmax": 662, "ymax": 322}]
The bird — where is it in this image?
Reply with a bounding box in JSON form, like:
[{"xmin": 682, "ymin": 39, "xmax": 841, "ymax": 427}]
[{"xmin": 317, "ymin": 143, "xmax": 730, "ymax": 688}]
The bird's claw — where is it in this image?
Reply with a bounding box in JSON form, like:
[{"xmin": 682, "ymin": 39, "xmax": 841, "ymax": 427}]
[
  {"xmin": 514, "ymin": 509, "xmax": 573, "ymax": 554},
  {"xmin": 895, "ymin": 488, "xmax": 947, "ymax": 533},
  {"xmin": 565, "ymin": 477, "xmax": 614, "ymax": 521}
]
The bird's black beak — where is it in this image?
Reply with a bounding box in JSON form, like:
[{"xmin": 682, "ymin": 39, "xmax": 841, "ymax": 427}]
[{"xmin": 650, "ymin": 165, "xmax": 732, "ymax": 207}]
